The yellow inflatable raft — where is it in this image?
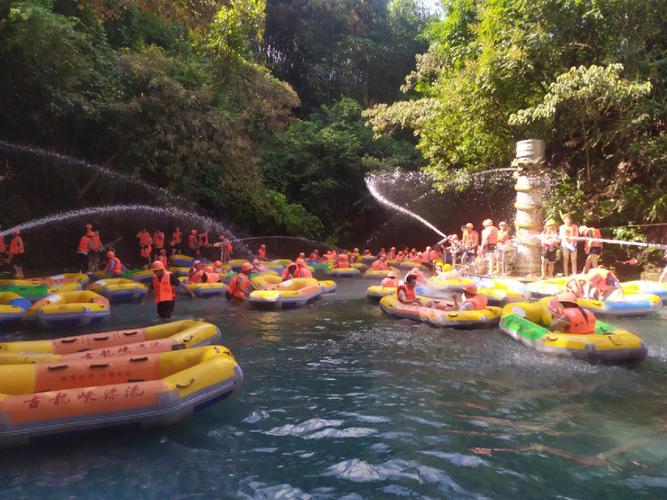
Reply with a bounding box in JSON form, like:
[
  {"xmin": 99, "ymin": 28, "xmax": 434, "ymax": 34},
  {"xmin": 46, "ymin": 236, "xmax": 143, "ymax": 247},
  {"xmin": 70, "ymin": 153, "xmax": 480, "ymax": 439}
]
[
  {"xmin": 32, "ymin": 273, "xmax": 90, "ymax": 288},
  {"xmin": 0, "ymin": 345, "xmax": 243, "ymax": 447},
  {"xmin": 0, "ymin": 319, "xmax": 222, "ymax": 365},
  {"xmin": 324, "ymin": 267, "xmax": 361, "ymax": 278},
  {"xmin": 366, "ymin": 285, "xmax": 397, "ymax": 301},
  {"xmin": 500, "ymin": 301, "xmax": 647, "ymax": 363},
  {"xmin": 249, "ymin": 278, "xmax": 323, "ymax": 309},
  {"xmin": 380, "ymin": 295, "xmax": 502, "ymax": 329},
  {"xmin": 178, "ymin": 277, "xmax": 225, "ymax": 298},
  {"xmin": 88, "ymin": 278, "xmax": 148, "ymax": 303},
  {"xmin": 621, "ymin": 280, "xmax": 667, "ymax": 302},
  {"xmin": 24, "ymin": 291, "xmax": 110, "ymax": 329}
]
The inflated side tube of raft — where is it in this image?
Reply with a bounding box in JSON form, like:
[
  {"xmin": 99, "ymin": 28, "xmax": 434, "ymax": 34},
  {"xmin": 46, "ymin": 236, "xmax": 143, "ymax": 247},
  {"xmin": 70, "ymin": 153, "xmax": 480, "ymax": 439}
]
[
  {"xmin": 380, "ymin": 295, "xmax": 502, "ymax": 329},
  {"xmin": 621, "ymin": 280, "xmax": 667, "ymax": 302},
  {"xmin": 89, "ymin": 279, "xmax": 148, "ymax": 303},
  {"xmin": 362, "ymin": 268, "xmax": 399, "ymax": 280},
  {"xmin": 366, "ymin": 285, "xmax": 397, "ymax": 301},
  {"xmin": 500, "ymin": 301, "xmax": 647, "ymax": 363},
  {"xmin": 24, "ymin": 291, "xmax": 111, "ymax": 329},
  {"xmin": 324, "ymin": 267, "xmax": 361, "ymax": 278},
  {"xmin": 0, "ymin": 345, "xmax": 243, "ymax": 447},
  {"xmin": 0, "ymin": 320, "xmax": 222, "ymax": 365},
  {"xmin": 248, "ymin": 278, "xmax": 323, "ymax": 309}
]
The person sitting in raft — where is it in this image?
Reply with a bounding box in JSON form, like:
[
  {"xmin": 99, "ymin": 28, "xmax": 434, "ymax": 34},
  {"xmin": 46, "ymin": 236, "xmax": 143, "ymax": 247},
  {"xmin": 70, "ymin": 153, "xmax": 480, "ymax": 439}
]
[
  {"xmin": 281, "ymin": 263, "xmax": 301, "ymax": 281},
  {"xmin": 579, "ymin": 225, "xmax": 603, "ymax": 273},
  {"xmin": 336, "ymin": 252, "xmax": 350, "ymax": 269},
  {"xmin": 380, "ymin": 271, "xmax": 399, "ymax": 288},
  {"xmin": 584, "ymin": 267, "xmax": 623, "ymax": 301},
  {"xmin": 252, "ymin": 258, "xmax": 266, "ymax": 273},
  {"xmin": 297, "ymin": 259, "xmax": 313, "ymax": 278},
  {"xmin": 257, "ymin": 243, "xmax": 267, "ymax": 261},
  {"xmin": 187, "ymin": 260, "xmax": 202, "ymax": 284},
  {"xmin": 363, "ymin": 249, "xmax": 372, "ymax": 256},
  {"xmin": 549, "ymin": 292, "xmax": 597, "ymax": 334},
  {"xmin": 104, "ymin": 250, "xmax": 123, "ymax": 277},
  {"xmin": 397, "ymin": 274, "xmax": 425, "ymax": 306},
  {"xmin": 387, "ymin": 246, "xmax": 397, "ymax": 260},
  {"xmin": 142, "ymin": 260, "xmax": 195, "ymax": 319},
  {"xmin": 404, "ymin": 267, "xmax": 427, "ymax": 284},
  {"xmin": 540, "ymin": 220, "xmax": 560, "ymax": 279},
  {"xmin": 213, "ymin": 260, "xmax": 225, "ymax": 274},
  {"xmin": 199, "ymin": 265, "xmax": 220, "ymax": 284},
  {"xmin": 309, "ymin": 249, "xmax": 320, "ymax": 261},
  {"xmin": 371, "ymin": 255, "xmax": 390, "ymax": 270},
  {"xmin": 458, "ymin": 283, "xmax": 488, "ymax": 311},
  {"xmin": 226, "ymin": 263, "xmax": 253, "ymax": 300},
  {"xmin": 559, "ymin": 213, "xmax": 579, "ymax": 276}
]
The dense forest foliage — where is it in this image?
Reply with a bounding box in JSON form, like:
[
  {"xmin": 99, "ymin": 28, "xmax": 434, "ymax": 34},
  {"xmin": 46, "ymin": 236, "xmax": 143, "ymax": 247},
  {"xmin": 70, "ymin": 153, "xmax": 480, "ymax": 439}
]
[
  {"xmin": 0, "ymin": 0, "xmax": 665, "ymax": 252},
  {"xmin": 0, "ymin": 0, "xmax": 431, "ymax": 245}
]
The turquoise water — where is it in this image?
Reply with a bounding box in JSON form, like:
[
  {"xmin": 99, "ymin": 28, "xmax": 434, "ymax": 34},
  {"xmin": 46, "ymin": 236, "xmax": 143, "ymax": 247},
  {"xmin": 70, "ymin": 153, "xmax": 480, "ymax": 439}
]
[{"xmin": 2, "ymin": 279, "xmax": 667, "ymax": 498}]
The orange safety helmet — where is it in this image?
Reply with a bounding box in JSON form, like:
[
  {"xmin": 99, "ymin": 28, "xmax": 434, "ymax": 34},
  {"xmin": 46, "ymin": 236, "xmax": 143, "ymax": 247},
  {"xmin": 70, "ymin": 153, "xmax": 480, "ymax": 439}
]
[
  {"xmin": 106, "ymin": 251, "xmax": 115, "ymax": 259},
  {"xmin": 151, "ymin": 260, "xmax": 165, "ymax": 271},
  {"xmin": 462, "ymin": 283, "xmax": 478, "ymax": 295},
  {"xmin": 557, "ymin": 291, "xmax": 579, "ymax": 306},
  {"xmin": 241, "ymin": 263, "xmax": 253, "ymax": 272}
]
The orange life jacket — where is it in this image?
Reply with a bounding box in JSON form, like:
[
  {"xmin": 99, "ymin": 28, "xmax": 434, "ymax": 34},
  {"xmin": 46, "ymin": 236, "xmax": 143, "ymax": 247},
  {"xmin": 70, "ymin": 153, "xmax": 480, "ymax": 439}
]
[
  {"xmin": 397, "ymin": 284, "xmax": 416, "ymax": 303},
  {"xmin": 171, "ymin": 230, "xmax": 182, "ymax": 245},
  {"xmin": 258, "ymin": 247, "xmax": 266, "ymax": 258},
  {"xmin": 498, "ymin": 229, "xmax": 510, "ymax": 244},
  {"xmin": 226, "ymin": 273, "xmax": 250, "ymax": 300},
  {"xmin": 560, "ymin": 307, "xmax": 596, "ymax": 334},
  {"xmin": 281, "ymin": 266, "xmax": 302, "ymax": 281},
  {"xmin": 188, "ymin": 269, "xmax": 201, "ymax": 284},
  {"xmin": 336, "ymin": 254, "xmax": 350, "ymax": 268},
  {"xmin": 309, "ymin": 252, "xmax": 319, "ymax": 260},
  {"xmin": 153, "ymin": 231, "xmax": 165, "ymax": 247},
  {"xmin": 106, "ymin": 257, "xmax": 122, "ymax": 276},
  {"xmin": 152, "ymin": 271, "xmax": 176, "ymax": 303},
  {"xmin": 77, "ymin": 233, "xmax": 93, "ymax": 254},
  {"xmin": 463, "ymin": 294, "xmax": 488, "ymax": 311},
  {"xmin": 381, "ymin": 277, "xmax": 399, "ymax": 288},
  {"xmin": 300, "ymin": 266, "xmax": 313, "ymax": 278},
  {"xmin": 9, "ymin": 236, "xmax": 24, "ymax": 256},
  {"xmin": 0, "ymin": 235, "xmax": 5, "ymax": 253},
  {"xmin": 204, "ymin": 272, "xmax": 220, "ymax": 284},
  {"xmin": 371, "ymin": 259, "xmax": 389, "ymax": 270}
]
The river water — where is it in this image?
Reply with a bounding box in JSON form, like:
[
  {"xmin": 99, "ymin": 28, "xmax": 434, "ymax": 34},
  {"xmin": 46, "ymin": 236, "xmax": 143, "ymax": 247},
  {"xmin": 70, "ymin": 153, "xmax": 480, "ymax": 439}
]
[{"xmin": 2, "ymin": 279, "xmax": 667, "ymax": 498}]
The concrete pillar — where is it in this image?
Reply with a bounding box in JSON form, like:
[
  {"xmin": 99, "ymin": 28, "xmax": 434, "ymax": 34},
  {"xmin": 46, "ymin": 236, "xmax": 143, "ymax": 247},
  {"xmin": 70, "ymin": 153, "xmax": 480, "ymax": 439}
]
[{"xmin": 513, "ymin": 140, "xmax": 545, "ymax": 276}]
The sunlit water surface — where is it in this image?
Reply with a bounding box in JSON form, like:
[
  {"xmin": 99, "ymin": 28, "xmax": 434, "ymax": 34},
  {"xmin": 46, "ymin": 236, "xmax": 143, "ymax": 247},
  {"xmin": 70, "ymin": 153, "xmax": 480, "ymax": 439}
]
[{"xmin": 2, "ymin": 279, "xmax": 667, "ymax": 498}]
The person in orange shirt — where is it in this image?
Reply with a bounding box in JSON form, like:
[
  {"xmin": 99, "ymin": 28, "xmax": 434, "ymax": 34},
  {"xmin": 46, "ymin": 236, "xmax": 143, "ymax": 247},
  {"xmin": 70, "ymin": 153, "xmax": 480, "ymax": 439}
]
[
  {"xmin": 8, "ymin": 230, "xmax": 25, "ymax": 278},
  {"xmin": 226, "ymin": 263, "xmax": 253, "ymax": 300},
  {"xmin": 257, "ymin": 243, "xmax": 267, "ymax": 261},
  {"xmin": 371, "ymin": 255, "xmax": 390, "ymax": 270},
  {"xmin": 187, "ymin": 229, "xmax": 199, "ymax": 257},
  {"xmin": 76, "ymin": 224, "xmax": 95, "ymax": 273},
  {"xmin": 559, "ymin": 214, "xmax": 579, "ymax": 276},
  {"xmin": 380, "ymin": 271, "xmax": 399, "ymax": 288},
  {"xmin": 462, "ymin": 223, "xmax": 479, "ymax": 265},
  {"xmin": 549, "ymin": 292, "xmax": 597, "ymax": 334}
]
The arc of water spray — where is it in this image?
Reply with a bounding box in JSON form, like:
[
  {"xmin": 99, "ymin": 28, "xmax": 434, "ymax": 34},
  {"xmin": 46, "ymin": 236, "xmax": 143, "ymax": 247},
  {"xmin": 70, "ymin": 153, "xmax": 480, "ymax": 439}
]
[
  {"xmin": 366, "ymin": 175, "xmax": 448, "ymax": 240},
  {"xmin": 0, "ymin": 204, "xmax": 250, "ymax": 254}
]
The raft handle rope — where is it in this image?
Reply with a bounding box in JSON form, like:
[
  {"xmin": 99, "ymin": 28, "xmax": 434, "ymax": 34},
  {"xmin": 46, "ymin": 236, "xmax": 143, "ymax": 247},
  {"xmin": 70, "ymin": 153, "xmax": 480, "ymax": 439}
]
[
  {"xmin": 123, "ymin": 331, "xmax": 139, "ymax": 337},
  {"xmin": 90, "ymin": 363, "xmax": 110, "ymax": 369},
  {"xmin": 93, "ymin": 336, "xmax": 110, "ymax": 341},
  {"xmin": 129, "ymin": 356, "xmax": 149, "ymax": 363},
  {"xmin": 47, "ymin": 364, "xmax": 68, "ymax": 371},
  {"xmin": 176, "ymin": 378, "xmax": 196, "ymax": 389},
  {"xmin": 60, "ymin": 338, "xmax": 78, "ymax": 344}
]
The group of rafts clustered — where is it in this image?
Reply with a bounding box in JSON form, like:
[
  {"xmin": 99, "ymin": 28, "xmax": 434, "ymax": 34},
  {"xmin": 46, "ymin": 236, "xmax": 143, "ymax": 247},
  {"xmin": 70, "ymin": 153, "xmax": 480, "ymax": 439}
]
[{"xmin": 0, "ymin": 251, "xmax": 665, "ymax": 447}]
